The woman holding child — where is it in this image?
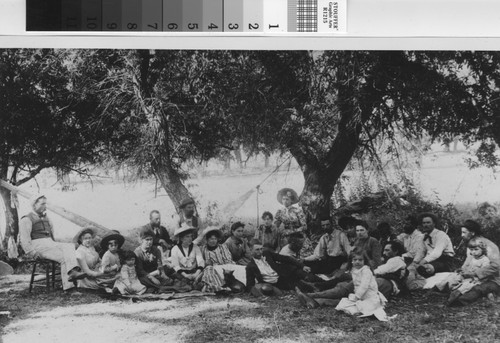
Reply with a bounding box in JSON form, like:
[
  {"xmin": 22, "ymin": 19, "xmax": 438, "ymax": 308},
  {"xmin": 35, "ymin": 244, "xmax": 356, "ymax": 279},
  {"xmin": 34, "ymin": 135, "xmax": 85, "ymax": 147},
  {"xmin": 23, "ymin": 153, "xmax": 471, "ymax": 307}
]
[{"xmin": 74, "ymin": 227, "xmax": 118, "ymax": 290}]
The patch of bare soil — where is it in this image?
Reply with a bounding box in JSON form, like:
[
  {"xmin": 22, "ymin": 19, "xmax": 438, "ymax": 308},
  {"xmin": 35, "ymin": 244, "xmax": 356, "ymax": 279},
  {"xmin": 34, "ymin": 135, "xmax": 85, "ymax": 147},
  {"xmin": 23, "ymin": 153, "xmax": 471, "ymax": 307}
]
[{"xmin": 1, "ymin": 279, "xmax": 500, "ymax": 343}]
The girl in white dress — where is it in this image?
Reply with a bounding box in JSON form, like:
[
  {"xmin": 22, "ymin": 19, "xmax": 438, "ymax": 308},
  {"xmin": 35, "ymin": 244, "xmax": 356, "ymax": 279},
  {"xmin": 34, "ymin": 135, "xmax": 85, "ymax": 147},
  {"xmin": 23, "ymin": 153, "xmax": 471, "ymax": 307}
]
[{"xmin": 335, "ymin": 249, "xmax": 388, "ymax": 321}]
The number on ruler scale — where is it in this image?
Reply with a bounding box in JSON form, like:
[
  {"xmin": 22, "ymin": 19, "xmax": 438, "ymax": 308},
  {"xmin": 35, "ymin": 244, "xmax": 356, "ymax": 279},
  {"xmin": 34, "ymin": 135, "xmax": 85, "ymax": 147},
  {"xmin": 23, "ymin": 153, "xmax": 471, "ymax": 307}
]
[
  {"xmin": 86, "ymin": 17, "xmax": 98, "ymax": 30},
  {"xmin": 248, "ymin": 23, "xmax": 259, "ymax": 30},
  {"xmin": 188, "ymin": 23, "xmax": 199, "ymax": 30},
  {"xmin": 127, "ymin": 23, "xmax": 138, "ymax": 29},
  {"xmin": 147, "ymin": 23, "xmax": 159, "ymax": 30},
  {"xmin": 268, "ymin": 24, "xmax": 280, "ymax": 29},
  {"xmin": 167, "ymin": 23, "xmax": 178, "ymax": 30},
  {"xmin": 228, "ymin": 23, "xmax": 239, "ymax": 30},
  {"xmin": 208, "ymin": 23, "xmax": 218, "ymax": 30},
  {"xmin": 106, "ymin": 23, "xmax": 118, "ymax": 30}
]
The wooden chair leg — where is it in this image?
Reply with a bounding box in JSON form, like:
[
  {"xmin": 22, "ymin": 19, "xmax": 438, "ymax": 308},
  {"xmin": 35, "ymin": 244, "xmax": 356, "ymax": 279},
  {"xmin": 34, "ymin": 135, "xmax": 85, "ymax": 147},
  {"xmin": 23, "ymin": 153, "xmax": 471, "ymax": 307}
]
[
  {"xmin": 45, "ymin": 261, "xmax": 50, "ymax": 293},
  {"xmin": 51, "ymin": 261, "xmax": 56, "ymax": 289},
  {"xmin": 29, "ymin": 261, "xmax": 37, "ymax": 293}
]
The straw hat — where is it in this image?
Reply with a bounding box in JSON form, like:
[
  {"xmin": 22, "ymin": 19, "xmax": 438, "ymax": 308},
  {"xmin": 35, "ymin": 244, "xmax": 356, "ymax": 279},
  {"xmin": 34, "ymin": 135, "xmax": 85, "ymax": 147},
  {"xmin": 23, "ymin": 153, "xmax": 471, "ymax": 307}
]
[
  {"xmin": 202, "ymin": 226, "xmax": 223, "ymax": 239},
  {"xmin": 277, "ymin": 188, "xmax": 299, "ymax": 205},
  {"xmin": 73, "ymin": 227, "xmax": 96, "ymax": 245},
  {"xmin": 174, "ymin": 223, "xmax": 197, "ymax": 238}
]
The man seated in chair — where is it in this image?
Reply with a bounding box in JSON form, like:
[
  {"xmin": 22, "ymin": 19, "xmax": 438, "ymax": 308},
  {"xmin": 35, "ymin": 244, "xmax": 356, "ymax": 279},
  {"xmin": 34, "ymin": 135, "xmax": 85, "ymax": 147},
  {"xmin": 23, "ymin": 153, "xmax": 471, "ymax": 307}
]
[{"xmin": 19, "ymin": 194, "xmax": 86, "ymax": 291}]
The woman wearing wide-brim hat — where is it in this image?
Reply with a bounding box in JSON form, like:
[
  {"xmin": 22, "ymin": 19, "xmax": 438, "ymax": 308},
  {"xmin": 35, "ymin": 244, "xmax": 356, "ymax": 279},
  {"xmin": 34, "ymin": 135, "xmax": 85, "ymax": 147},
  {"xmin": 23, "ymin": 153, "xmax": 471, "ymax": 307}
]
[
  {"xmin": 274, "ymin": 188, "xmax": 312, "ymax": 258},
  {"xmin": 170, "ymin": 223, "xmax": 205, "ymax": 289},
  {"xmin": 199, "ymin": 226, "xmax": 247, "ymax": 293},
  {"xmin": 100, "ymin": 230, "xmax": 125, "ymax": 252},
  {"xmin": 74, "ymin": 227, "xmax": 116, "ymax": 290}
]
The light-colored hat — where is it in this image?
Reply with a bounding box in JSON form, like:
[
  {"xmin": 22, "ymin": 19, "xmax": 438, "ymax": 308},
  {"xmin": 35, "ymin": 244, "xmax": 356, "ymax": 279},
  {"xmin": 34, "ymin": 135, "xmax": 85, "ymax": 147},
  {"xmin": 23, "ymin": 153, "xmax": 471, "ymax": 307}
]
[
  {"xmin": 30, "ymin": 194, "xmax": 46, "ymax": 208},
  {"xmin": 277, "ymin": 188, "xmax": 299, "ymax": 205},
  {"xmin": 73, "ymin": 227, "xmax": 96, "ymax": 244},
  {"xmin": 174, "ymin": 223, "xmax": 197, "ymax": 238},
  {"xmin": 202, "ymin": 226, "xmax": 222, "ymax": 238}
]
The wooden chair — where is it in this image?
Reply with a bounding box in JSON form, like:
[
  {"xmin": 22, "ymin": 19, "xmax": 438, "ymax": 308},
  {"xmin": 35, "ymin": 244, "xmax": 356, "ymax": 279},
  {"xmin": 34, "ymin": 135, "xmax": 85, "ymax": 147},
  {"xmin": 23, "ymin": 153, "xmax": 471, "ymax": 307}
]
[{"xmin": 28, "ymin": 259, "xmax": 60, "ymax": 293}]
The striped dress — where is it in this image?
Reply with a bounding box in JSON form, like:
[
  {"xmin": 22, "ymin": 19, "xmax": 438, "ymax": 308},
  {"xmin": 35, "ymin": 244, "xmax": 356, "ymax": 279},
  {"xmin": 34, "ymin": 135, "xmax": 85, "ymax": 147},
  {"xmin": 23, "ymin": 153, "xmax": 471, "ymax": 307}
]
[{"xmin": 201, "ymin": 244, "xmax": 247, "ymax": 292}]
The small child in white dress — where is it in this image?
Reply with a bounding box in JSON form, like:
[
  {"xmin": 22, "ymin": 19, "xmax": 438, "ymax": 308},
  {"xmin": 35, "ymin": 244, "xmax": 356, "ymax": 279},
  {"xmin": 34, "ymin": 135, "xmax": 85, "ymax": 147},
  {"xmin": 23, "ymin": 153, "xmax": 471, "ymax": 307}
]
[
  {"xmin": 114, "ymin": 250, "xmax": 147, "ymax": 295},
  {"xmin": 446, "ymin": 237, "xmax": 490, "ymax": 305},
  {"xmin": 335, "ymin": 249, "xmax": 388, "ymax": 321}
]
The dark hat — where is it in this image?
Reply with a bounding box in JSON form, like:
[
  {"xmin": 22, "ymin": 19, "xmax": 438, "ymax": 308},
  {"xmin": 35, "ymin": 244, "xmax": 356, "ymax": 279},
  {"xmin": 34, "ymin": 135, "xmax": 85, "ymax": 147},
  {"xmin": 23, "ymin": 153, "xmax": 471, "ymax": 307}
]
[
  {"xmin": 462, "ymin": 219, "xmax": 482, "ymax": 236},
  {"xmin": 277, "ymin": 188, "xmax": 299, "ymax": 205},
  {"xmin": 73, "ymin": 227, "xmax": 96, "ymax": 245},
  {"xmin": 179, "ymin": 198, "xmax": 195, "ymax": 209},
  {"xmin": 100, "ymin": 230, "xmax": 125, "ymax": 251}
]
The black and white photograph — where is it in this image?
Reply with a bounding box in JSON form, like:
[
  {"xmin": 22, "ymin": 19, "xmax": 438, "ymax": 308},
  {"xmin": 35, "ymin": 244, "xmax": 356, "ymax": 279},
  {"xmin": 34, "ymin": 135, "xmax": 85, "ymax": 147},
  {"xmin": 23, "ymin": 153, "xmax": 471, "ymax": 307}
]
[{"xmin": 1, "ymin": 49, "xmax": 500, "ymax": 342}]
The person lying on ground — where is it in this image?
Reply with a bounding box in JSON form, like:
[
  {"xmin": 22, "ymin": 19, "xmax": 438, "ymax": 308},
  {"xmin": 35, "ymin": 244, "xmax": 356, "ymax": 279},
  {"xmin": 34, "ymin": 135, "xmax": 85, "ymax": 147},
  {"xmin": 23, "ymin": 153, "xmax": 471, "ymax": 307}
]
[
  {"xmin": 74, "ymin": 227, "xmax": 117, "ymax": 290},
  {"xmin": 374, "ymin": 241, "xmax": 408, "ymax": 296},
  {"xmin": 296, "ymin": 248, "xmax": 388, "ymax": 321},
  {"xmin": 19, "ymin": 194, "xmax": 86, "ymax": 291},
  {"xmin": 200, "ymin": 226, "xmax": 246, "ymax": 293},
  {"xmin": 298, "ymin": 242, "xmax": 406, "ymax": 306},
  {"xmin": 246, "ymin": 239, "xmax": 319, "ymax": 297},
  {"xmin": 415, "ymin": 213, "xmax": 455, "ymax": 278},
  {"xmin": 171, "ymin": 224, "xmax": 205, "ymax": 290},
  {"xmin": 225, "ymin": 221, "xmax": 252, "ymax": 265},
  {"xmin": 353, "ymin": 221, "xmax": 382, "ymax": 269},
  {"xmin": 135, "ymin": 227, "xmax": 187, "ymax": 293},
  {"xmin": 254, "ymin": 211, "xmax": 283, "ymax": 252},
  {"xmin": 301, "ymin": 217, "xmax": 351, "ymax": 275},
  {"xmin": 113, "ymin": 250, "xmax": 147, "ymax": 295},
  {"xmin": 437, "ymin": 220, "xmax": 500, "ymax": 306}
]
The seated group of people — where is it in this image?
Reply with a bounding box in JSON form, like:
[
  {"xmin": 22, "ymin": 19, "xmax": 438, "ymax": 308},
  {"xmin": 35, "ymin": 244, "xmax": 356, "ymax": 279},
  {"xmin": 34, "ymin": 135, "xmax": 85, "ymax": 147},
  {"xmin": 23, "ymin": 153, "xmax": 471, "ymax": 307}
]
[{"xmin": 18, "ymin": 192, "xmax": 500, "ymax": 321}]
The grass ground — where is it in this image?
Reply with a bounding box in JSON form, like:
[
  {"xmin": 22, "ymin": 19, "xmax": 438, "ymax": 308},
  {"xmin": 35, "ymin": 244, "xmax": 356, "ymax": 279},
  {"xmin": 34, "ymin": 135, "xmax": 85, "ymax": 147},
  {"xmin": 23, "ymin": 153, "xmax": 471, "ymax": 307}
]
[{"xmin": 1, "ymin": 280, "xmax": 499, "ymax": 343}]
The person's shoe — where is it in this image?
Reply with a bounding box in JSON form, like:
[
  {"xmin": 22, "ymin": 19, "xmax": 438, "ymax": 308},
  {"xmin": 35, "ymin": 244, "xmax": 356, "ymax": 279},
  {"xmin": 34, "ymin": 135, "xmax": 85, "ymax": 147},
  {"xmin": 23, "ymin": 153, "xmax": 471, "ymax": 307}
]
[
  {"xmin": 295, "ymin": 286, "xmax": 319, "ymax": 309},
  {"xmin": 67, "ymin": 270, "xmax": 87, "ymax": 282}
]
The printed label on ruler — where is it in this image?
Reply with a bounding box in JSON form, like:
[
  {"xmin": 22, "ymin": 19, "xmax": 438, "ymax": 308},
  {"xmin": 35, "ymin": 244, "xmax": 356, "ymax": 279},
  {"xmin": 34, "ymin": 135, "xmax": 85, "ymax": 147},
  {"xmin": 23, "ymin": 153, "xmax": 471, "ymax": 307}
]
[{"xmin": 317, "ymin": 0, "xmax": 346, "ymax": 33}]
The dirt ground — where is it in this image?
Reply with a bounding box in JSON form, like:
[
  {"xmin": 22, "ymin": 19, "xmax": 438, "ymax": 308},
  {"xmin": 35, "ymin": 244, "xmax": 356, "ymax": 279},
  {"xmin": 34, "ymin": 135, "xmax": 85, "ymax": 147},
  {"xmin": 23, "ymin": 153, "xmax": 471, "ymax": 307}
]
[{"xmin": 1, "ymin": 276, "xmax": 499, "ymax": 343}]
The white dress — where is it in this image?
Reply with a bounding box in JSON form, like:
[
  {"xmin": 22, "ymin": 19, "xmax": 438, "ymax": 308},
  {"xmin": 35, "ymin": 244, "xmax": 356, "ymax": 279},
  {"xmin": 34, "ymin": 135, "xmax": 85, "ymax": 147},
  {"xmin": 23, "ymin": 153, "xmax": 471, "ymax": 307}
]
[{"xmin": 335, "ymin": 265, "xmax": 388, "ymax": 321}]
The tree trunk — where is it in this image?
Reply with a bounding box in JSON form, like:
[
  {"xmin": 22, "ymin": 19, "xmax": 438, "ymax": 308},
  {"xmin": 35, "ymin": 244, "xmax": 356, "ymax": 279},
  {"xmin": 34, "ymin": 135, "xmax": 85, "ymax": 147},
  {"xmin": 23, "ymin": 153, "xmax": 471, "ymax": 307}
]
[
  {"xmin": 0, "ymin": 186, "xmax": 18, "ymax": 248},
  {"xmin": 264, "ymin": 153, "xmax": 270, "ymax": 168},
  {"xmin": 152, "ymin": 161, "xmax": 192, "ymax": 214}
]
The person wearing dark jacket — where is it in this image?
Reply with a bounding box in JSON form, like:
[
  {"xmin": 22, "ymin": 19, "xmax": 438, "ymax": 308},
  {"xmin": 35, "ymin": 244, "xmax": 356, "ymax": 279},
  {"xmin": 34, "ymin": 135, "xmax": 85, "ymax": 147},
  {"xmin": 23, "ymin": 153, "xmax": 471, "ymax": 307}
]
[{"xmin": 246, "ymin": 239, "xmax": 317, "ymax": 297}]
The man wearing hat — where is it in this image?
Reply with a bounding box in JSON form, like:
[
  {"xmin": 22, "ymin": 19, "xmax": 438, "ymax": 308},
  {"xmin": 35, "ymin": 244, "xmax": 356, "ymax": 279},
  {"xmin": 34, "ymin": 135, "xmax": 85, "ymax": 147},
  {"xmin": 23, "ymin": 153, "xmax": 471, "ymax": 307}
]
[
  {"xmin": 176, "ymin": 198, "xmax": 204, "ymax": 244},
  {"xmin": 19, "ymin": 194, "xmax": 86, "ymax": 290}
]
